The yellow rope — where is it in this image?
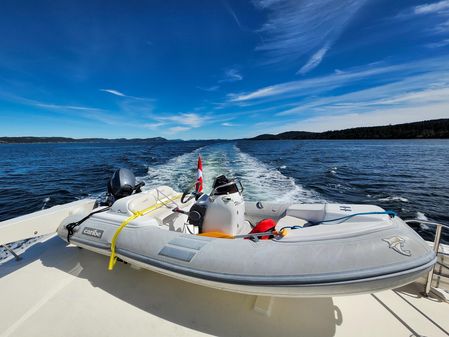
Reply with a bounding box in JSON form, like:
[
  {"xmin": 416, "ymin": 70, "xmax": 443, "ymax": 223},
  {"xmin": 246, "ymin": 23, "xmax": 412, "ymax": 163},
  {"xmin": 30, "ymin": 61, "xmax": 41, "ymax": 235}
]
[{"xmin": 108, "ymin": 193, "xmax": 182, "ymax": 270}]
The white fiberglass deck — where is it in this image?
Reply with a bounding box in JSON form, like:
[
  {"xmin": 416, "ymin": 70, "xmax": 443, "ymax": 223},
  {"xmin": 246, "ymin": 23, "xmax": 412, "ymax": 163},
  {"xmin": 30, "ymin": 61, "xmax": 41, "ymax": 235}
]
[{"xmin": 0, "ymin": 235, "xmax": 448, "ymax": 337}]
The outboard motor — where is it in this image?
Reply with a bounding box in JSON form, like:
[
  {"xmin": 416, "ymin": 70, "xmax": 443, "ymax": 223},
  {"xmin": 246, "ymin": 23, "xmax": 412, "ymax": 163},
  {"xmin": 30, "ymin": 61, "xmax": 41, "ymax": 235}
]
[{"xmin": 105, "ymin": 168, "xmax": 145, "ymax": 205}]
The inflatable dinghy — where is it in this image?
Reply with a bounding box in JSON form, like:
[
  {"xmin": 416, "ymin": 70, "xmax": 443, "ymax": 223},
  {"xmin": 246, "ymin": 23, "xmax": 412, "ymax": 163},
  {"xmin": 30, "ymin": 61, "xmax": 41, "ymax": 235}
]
[{"xmin": 53, "ymin": 169, "xmax": 436, "ymax": 297}]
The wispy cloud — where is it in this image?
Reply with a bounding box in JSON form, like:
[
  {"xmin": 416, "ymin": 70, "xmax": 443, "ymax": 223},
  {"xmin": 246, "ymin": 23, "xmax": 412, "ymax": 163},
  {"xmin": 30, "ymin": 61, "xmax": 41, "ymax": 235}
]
[
  {"xmin": 253, "ymin": 0, "xmax": 368, "ymax": 72},
  {"xmin": 219, "ymin": 68, "xmax": 243, "ymax": 83},
  {"xmin": 435, "ymin": 20, "xmax": 449, "ymax": 33},
  {"xmin": 222, "ymin": 0, "xmax": 243, "ymax": 29},
  {"xmin": 297, "ymin": 44, "xmax": 330, "ymax": 75},
  {"xmin": 100, "ymin": 88, "xmax": 154, "ymax": 103},
  {"xmin": 0, "ymin": 92, "xmax": 106, "ymax": 115},
  {"xmin": 225, "ymin": 55, "xmax": 449, "ymax": 136},
  {"xmin": 414, "ymin": 0, "xmax": 449, "ymax": 15},
  {"xmin": 229, "ymin": 62, "xmax": 412, "ymax": 103},
  {"xmin": 152, "ymin": 112, "xmax": 238, "ymax": 134},
  {"xmin": 426, "ymin": 38, "xmax": 449, "ymax": 47},
  {"xmin": 34, "ymin": 102, "xmax": 104, "ymax": 111},
  {"xmin": 6, "ymin": 95, "xmax": 137, "ymax": 127},
  {"xmin": 168, "ymin": 126, "xmax": 191, "ymax": 134},
  {"xmin": 99, "ymin": 88, "xmax": 155, "ymax": 117},
  {"xmin": 100, "ymin": 88, "xmax": 126, "ymax": 97},
  {"xmin": 198, "ymin": 68, "xmax": 242, "ymax": 93},
  {"xmin": 404, "ymin": 0, "xmax": 449, "ymax": 36},
  {"xmin": 178, "ymin": 113, "xmax": 203, "ymax": 127},
  {"xmin": 0, "ymin": 87, "xmax": 160, "ymax": 131},
  {"xmin": 229, "ymin": 87, "xmax": 276, "ymax": 102},
  {"xmin": 276, "ymin": 77, "xmax": 449, "ymax": 117},
  {"xmin": 197, "ymin": 85, "xmax": 220, "ymax": 92},
  {"xmin": 248, "ymin": 97, "xmax": 449, "ymax": 136},
  {"xmin": 142, "ymin": 122, "xmax": 165, "ymax": 130},
  {"xmin": 157, "ymin": 113, "xmax": 204, "ymax": 128}
]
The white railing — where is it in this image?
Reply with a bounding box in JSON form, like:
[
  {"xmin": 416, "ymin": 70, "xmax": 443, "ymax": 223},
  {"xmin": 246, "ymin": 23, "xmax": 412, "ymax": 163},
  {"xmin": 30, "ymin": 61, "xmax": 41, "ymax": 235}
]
[{"xmin": 404, "ymin": 219, "xmax": 448, "ymax": 296}]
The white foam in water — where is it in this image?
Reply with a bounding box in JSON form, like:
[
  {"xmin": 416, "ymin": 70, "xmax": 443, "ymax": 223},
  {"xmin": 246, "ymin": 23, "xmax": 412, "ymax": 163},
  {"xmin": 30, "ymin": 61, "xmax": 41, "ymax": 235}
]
[
  {"xmin": 41, "ymin": 197, "xmax": 50, "ymax": 210},
  {"xmin": 416, "ymin": 211, "xmax": 430, "ymax": 230},
  {"xmin": 144, "ymin": 149, "xmax": 205, "ymax": 192},
  {"xmin": 416, "ymin": 212, "xmax": 428, "ymax": 220},
  {"xmin": 233, "ymin": 147, "xmax": 322, "ymax": 203},
  {"xmin": 378, "ymin": 196, "xmax": 409, "ymax": 202},
  {"xmin": 142, "ymin": 143, "xmax": 322, "ymax": 203}
]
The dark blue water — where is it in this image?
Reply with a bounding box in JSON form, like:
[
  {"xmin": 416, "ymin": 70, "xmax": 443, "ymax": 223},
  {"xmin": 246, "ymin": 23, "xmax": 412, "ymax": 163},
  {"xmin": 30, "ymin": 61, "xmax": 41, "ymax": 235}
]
[{"xmin": 1, "ymin": 140, "xmax": 448, "ymax": 246}]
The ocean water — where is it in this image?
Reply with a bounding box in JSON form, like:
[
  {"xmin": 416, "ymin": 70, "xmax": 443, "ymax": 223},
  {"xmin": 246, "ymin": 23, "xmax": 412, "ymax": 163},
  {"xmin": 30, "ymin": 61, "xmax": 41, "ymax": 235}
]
[{"xmin": 1, "ymin": 139, "xmax": 448, "ymax": 259}]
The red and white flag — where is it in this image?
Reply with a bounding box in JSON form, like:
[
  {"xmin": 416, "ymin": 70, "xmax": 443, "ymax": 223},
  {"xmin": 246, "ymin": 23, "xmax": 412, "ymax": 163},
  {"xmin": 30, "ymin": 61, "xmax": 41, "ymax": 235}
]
[{"xmin": 195, "ymin": 155, "xmax": 203, "ymax": 193}]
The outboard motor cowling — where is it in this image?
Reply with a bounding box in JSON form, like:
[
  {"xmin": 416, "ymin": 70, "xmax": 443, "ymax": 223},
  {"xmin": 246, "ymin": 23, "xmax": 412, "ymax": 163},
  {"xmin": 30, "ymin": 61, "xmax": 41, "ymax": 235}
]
[
  {"xmin": 108, "ymin": 168, "xmax": 136, "ymax": 199},
  {"xmin": 106, "ymin": 169, "xmax": 145, "ymax": 206}
]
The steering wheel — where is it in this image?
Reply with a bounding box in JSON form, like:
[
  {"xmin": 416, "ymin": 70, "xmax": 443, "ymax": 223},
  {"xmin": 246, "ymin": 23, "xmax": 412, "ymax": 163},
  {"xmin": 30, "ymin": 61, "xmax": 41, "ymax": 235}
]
[
  {"xmin": 181, "ymin": 186, "xmax": 196, "ymax": 203},
  {"xmin": 181, "ymin": 185, "xmax": 203, "ymax": 203}
]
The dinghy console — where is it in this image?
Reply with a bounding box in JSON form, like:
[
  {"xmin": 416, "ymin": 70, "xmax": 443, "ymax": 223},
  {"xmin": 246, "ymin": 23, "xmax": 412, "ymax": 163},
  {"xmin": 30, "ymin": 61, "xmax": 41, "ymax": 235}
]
[{"xmin": 183, "ymin": 175, "xmax": 247, "ymax": 235}]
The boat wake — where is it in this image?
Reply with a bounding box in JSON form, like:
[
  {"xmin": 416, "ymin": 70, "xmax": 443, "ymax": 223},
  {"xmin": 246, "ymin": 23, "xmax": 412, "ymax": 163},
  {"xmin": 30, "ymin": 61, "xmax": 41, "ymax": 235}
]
[{"xmin": 143, "ymin": 142, "xmax": 322, "ymax": 203}]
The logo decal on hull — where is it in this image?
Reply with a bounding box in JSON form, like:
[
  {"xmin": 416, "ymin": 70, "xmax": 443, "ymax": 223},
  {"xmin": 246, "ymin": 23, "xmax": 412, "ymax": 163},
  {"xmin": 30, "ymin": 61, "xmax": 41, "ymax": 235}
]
[
  {"xmin": 383, "ymin": 236, "xmax": 411, "ymax": 256},
  {"xmin": 82, "ymin": 227, "xmax": 104, "ymax": 239}
]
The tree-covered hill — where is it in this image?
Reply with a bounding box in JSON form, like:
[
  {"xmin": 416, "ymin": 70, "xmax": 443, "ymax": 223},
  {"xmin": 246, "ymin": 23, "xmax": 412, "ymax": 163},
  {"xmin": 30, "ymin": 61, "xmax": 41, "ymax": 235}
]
[
  {"xmin": 251, "ymin": 119, "xmax": 449, "ymax": 140},
  {"xmin": 0, "ymin": 136, "xmax": 167, "ymax": 144}
]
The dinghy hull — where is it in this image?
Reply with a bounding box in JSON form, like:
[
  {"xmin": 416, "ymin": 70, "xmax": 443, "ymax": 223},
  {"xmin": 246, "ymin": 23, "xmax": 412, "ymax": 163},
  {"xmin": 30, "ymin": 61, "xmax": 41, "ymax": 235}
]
[{"xmin": 57, "ymin": 202, "xmax": 436, "ymax": 297}]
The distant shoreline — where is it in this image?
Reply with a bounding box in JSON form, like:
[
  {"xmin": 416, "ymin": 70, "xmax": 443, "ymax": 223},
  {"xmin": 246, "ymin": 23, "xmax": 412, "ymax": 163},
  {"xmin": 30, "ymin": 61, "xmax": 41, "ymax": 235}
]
[
  {"xmin": 248, "ymin": 118, "xmax": 449, "ymax": 140},
  {"xmin": 1, "ymin": 118, "xmax": 449, "ymax": 143},
  {"xmin": 2, "ymin": 138, "xmax": 449, "ymax": 145},
  {"xmin": 0, "ymin": 136, "xmax": 167, "ymax": 144}
]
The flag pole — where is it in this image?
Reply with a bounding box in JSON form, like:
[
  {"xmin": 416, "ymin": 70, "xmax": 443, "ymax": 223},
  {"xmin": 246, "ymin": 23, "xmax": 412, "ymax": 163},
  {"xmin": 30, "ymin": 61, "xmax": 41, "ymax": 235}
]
[{"xmin": 195, "ymin": 155, "xmax": 203, "ymax": 193}]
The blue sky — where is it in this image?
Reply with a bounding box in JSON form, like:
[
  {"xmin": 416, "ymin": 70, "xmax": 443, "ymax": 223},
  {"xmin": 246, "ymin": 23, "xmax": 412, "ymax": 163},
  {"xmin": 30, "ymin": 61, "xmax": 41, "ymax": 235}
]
[{"xmin": 1, "ymin": 0, "xmax": 449, "ymax": 139}]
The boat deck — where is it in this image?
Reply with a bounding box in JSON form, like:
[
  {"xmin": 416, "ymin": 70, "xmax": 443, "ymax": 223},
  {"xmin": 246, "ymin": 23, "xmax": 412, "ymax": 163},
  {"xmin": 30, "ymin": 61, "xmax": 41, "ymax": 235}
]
[{"xmin": 1, "ymin": 236, "xmax": 448, "ymax": 337}]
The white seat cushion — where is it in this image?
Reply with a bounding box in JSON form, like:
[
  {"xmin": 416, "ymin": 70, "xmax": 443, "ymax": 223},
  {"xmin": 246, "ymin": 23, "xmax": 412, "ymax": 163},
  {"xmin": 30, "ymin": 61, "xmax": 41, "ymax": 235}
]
[{"xmin": 276, "ymin": 215, "xmax": 307, "ymax": 230}]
